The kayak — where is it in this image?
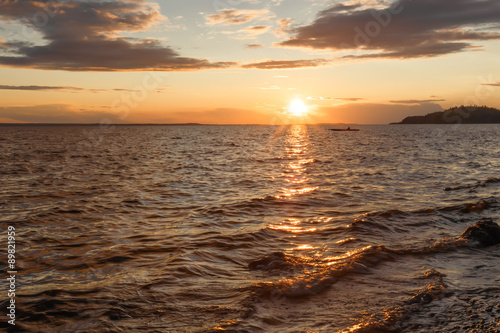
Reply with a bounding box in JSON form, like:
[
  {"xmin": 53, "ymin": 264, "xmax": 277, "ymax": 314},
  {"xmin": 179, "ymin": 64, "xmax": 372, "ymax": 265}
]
[{"xmin": 329, "ymin": 129, "xmax": 360, "ymax": 131}]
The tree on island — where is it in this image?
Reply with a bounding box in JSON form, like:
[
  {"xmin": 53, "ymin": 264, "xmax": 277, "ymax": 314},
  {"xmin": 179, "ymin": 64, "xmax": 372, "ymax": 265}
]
[{"xmin": 393, "ymin": 106, "xmax": 500, "ymax": 124}]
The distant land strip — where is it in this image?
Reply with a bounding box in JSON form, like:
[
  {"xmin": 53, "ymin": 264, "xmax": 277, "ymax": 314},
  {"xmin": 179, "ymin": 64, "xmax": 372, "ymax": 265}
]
[
  {"xmin": 0, "ymin": 123, "xmax": 204, "ymax": 126},
  {"xmin": 0, "ymin": 122, "xmax": 358, "ymax": 126}
]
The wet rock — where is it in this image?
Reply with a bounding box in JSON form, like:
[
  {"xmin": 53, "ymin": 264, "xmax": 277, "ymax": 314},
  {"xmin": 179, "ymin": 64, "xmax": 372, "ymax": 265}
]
[
  {"xmin": 461, "ymin": 219, "xmax": 500, "ymax": 247},
  {"xmin": 484, "ymin": 177, "xmax": 500, "ymax": 184}
]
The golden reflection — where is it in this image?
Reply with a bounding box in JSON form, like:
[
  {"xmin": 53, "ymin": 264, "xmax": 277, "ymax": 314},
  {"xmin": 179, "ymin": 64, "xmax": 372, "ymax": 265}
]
[
  {"xmin": 270, "ymin": 125, "xmax": 320, "ymax": 250},
  {"xmin": 211, "ymin": 319, "xmax": 240, "ymax": 331},
  {"xmin": 335, "ymin": 237, "xmax": 357, "ymax": 245},
  {"xmin": 275, "ymin": 186, "xmax": 319, "ymax": 199},
  {"xmin": 325, "ymin": 245, "xmax": 373, "ymax": 265},
  {"xmin": 317, "ymin": 217, "xmax": 334, "ymax": 223},
  {"xmin": 281, "ymin": 124, "xmax": 313, "ymax": 192},
  {"xmin": 268, "ymin": 224, "xmax": 317, "ymax": 233},
  {"xmin": 338, "ymin": 324, "xmax": 365, "ymax": 333}
]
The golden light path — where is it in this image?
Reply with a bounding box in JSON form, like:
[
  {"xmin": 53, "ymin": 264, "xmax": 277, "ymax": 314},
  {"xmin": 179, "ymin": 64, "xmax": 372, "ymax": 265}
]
[{"xmin": 269, "ymin": 125, "xmax": 321, "ymax": 250}]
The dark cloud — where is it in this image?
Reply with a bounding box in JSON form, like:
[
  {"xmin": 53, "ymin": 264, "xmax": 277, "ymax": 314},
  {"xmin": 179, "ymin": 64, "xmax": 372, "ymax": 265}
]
[
  {"xmin": 0, "ymin": 104, "xmax": 128, "ymax": 123},
  {"xmin": 242, "ymin": 58, "xmax": 331, "ymax": 69},
  {"xmin": 279, "ymin": 0, "xmax": 500, "ymax": 58},
  {"xmin": 0, "ymin": 0, "xmax": 234, "ymax": 71}
]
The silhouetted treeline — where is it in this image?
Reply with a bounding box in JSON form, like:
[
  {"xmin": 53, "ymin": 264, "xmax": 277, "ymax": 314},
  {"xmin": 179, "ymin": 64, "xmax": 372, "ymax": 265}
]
[{"xmin": 394, "ymin": 106, "xmax": 500, "ymax": 124}]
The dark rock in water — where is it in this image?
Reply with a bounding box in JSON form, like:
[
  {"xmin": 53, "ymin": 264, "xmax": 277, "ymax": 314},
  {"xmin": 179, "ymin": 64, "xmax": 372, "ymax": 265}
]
[
  {"xmin": 484, "ymin": 177, "xmax": 500, "ymax": 185},
  {"xmin": 461, "ymin": 219, "xmax": 500, "ymax": 247},
  {"xmin": 248, "ymin": 252, "xmax": 287, "ymax": 270}
]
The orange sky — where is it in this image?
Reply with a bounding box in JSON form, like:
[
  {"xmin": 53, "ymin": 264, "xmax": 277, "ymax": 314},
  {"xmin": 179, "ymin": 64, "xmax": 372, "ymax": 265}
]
[{"xmin": 0, "ymin": 0, "xmax": 499, "ymax": 124}]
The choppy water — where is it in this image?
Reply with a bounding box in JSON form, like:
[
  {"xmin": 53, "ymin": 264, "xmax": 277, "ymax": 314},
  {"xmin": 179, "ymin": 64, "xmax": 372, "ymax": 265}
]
[{"xmin": 1, "ymin": 124, "xmax": 500, "ymax": 332}]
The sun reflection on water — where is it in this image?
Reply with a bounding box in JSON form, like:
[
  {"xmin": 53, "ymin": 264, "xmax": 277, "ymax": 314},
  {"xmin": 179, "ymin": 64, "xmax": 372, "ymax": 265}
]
[
  {"xmin": 325, "ymin": 245, "xmax": 373, "ymax": 265},
  {"xmin": 269, "ymin": 125, "xmax": 320, "ymax": 246},
  {"xmin": 281, "ymin": 124, "xmax": 313, "ymax": 193},
  {"xmin": 268, "ymin": 224, "xmax": 317, "ymax": 233},
  {"xmin": 296, "ymin": 244, "xmax": 315, "ymax": 250}
]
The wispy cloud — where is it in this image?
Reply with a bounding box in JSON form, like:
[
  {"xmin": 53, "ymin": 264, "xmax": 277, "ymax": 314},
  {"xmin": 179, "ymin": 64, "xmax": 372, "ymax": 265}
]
[
  {"xmin": 279, "ymin": 0, "xmax": 500, "ymax": 59},
  {"xmin": 336, "ymin": 97, "xmax": 365, "ymax": 102},
  {"xmin": 307, "ymin": 96, "xmax": 333, "ymax": 101},
  {"xmin": 482, "ymin": 82, "xmax": 500, "ymax": 87},
  {"xmin": 0, "ymin": 85, "xmax": 85, "ymax": 92},
  {"xmin": 245, "ymin": 43, "xmax": 264, "ymax": 49},
  {"xmin": 0, "ymin": 0, "xmax": 234, "ymax": 71},
  {"xmin": 307, "ymin": 96, "xmax": 364, "ymax": 102},
  {"xmin": 390, "ymin": 99, "xmax": 446, "ymax": 104},
  {"xmin": 206, "ymin": 9, "xmax": 274, "ymax": 26},
  {"xmin": 0, "ymin": 85, "xmax": 166, "ymax": 93},
  {"xmin": 242, "ymin": 58, "xmax": 331, "ymax": 69},
  {"xmin": 274, "ymin": 18, "xmax": 293, "ymax": 37},
  {"xmin": 240, "ymin": 25, "xmax": 270, "ymax": 35}
]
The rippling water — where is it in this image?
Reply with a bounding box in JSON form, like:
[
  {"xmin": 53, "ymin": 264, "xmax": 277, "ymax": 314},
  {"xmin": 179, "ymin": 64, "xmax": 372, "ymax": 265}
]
[{"xmin": 1, "ymin": 124, "xmax": 500, "ymax": 332}]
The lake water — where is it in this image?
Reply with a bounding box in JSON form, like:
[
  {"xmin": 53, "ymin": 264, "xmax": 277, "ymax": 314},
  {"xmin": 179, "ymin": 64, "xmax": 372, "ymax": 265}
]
[{"xmin": 1, "ymin": 124, "xmax": 499, "ymax": 332}]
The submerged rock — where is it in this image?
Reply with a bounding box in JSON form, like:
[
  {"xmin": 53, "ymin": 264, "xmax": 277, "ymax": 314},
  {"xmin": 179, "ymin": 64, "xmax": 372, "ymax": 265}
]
[{"xmin": 461, "ymin": 219, "xmax": 500, "ymax": 247}]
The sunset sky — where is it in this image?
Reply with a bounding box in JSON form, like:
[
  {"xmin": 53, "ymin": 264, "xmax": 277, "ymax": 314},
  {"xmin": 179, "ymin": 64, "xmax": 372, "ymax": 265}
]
[{"xmin": 0, "ymin": 0, "xmax": 499, "ymax": 124}]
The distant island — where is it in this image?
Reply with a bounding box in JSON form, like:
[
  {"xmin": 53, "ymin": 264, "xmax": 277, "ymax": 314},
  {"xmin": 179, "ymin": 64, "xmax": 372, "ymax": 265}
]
[{"xmin": 392, "ymin": 106, "xmax": 500, "ymax": 124}]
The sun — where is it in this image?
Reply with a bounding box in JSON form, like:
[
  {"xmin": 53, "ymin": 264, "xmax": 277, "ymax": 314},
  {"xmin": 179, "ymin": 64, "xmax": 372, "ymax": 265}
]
[{"xmin": 288, "ymin": 99, "xmax": 309, "ymax": 117}]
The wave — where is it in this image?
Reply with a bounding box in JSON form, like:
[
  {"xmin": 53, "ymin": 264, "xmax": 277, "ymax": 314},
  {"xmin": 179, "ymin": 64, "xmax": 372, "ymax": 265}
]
[
  {"xmin": 245, "ymin": 245, "xmax": 394, "ymax": 299},
  {"xmin": 237, "ymin": 219, "xmax": 499, "ymax": 332},
  {"xmin": 339, "ymin": 269, "xmax": 451, "ymax": 333},
  {"xmin": 194, "ymin": 192, "xmax": 331, "ymax": 217},
  {"xmin": 444, "ymin": 176, "xmax": 500, "ymax": 192},
  {"xmin": 245, "ymin": 220, "xmax": 500, "ymax": 300}
]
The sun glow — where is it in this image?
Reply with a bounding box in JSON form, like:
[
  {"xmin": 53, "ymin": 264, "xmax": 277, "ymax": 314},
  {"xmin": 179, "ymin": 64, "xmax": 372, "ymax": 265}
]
[{"xmin": 288, "ymin": 99, "xmax": 309, "ymax": 117}]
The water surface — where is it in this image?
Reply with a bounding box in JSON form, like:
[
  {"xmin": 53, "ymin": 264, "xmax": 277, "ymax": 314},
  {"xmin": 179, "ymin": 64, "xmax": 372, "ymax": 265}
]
[{"xmin": 1, "ymin": 124, "xmax": 499, "ymax": 332}]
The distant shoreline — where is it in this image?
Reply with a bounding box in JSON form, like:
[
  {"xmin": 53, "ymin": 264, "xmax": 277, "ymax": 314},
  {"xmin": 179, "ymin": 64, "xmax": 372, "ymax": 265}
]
[
  {"xmin": 0, "ymin": 123, "xmax": 361, "ymax": 126},
  {"xmin": 0, "ymin": 123, "xmax": 204, "ymax": 126}
]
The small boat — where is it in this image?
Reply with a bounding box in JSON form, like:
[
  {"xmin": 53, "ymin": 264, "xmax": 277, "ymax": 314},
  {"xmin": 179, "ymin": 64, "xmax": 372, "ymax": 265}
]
[{"xmin": 329, "ymin": 128, "xmax": 359, "ymax": 132}]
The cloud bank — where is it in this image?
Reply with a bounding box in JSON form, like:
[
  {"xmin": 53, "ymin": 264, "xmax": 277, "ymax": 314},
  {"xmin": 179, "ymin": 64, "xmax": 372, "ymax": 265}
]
[
  {"xmin": 0, "ymin": 0, "xmax": 234, "ymax": 71},
  {"xmin": 280, "ymin": 0, "xmax": 500, "ymax": 58}
]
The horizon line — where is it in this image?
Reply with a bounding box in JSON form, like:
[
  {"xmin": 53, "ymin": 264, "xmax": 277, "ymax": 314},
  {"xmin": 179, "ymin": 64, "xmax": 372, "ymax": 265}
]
[{"xmin": 0, "ymin": 122, "xmax": 366, "ymax": 126}]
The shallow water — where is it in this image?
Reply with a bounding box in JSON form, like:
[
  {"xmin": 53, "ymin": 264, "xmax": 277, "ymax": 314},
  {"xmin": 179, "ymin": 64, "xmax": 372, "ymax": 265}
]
[{"xmin": 1, "ymin": 124, "xmax": 499, "ymax": 332}]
